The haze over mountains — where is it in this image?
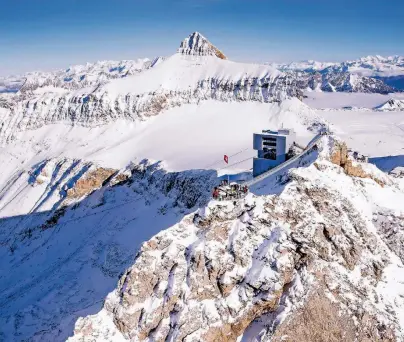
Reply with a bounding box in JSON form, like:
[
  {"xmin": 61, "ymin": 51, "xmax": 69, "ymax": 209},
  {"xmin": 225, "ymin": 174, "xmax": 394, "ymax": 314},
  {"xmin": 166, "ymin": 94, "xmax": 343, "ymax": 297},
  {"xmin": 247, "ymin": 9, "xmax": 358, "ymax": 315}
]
[{"xmin": 0, "ymin": 32, "xmax": 404, "ymax": 342}]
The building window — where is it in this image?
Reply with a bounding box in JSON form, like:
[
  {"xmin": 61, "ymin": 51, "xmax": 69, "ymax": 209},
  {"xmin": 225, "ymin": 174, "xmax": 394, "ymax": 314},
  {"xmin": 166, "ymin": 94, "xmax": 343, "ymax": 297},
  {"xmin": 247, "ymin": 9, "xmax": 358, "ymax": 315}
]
[
  {"xmin": 263, "ymin": 137, "xmax": 277, "ymax": 142},
  {"xmin": 263, "ymin": 141, "xmax": 277, "ymax": 147},
  {"xmin": 263, "ymin": 148, "xmax": 277, "ymax": 160}
]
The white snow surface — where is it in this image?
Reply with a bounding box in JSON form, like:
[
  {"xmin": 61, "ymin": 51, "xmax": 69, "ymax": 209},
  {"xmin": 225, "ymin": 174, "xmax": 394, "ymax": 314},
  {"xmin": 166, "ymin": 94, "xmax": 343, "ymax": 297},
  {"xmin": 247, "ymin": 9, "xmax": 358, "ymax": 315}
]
[
  {"xmin": 303, "ymin": 92, "xmax": 404, "ymax": 172},
  {"xmin": 0, "ymin": 98, "xmax": 318, "ymax": 184}
]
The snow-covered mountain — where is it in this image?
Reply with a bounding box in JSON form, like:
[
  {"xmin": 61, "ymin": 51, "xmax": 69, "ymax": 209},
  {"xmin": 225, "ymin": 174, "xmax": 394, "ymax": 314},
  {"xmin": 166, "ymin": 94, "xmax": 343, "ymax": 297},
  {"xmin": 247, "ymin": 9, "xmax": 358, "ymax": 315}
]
[
  {"xmin": 178, "ymin": 32, "xmax": 227, "ymax": 59},
  {"xmin": 375, "ymin": 98, "xmax": 404, "ymax": 111},
  {"xmin": 274, "ymin": 55, "xmax": 404, "ymax": 77},
  {"xmin": 272, "ymin": 60, "xmax": 336, "ymax": 73},
  {"xmin": 273, "ymin": 55, "xmax": 404, "ymax": 92},
  {"xmin": 295, "ymin": 71, "xmax": 397, "ymax": 94},
  {"xmin": 1, "ymin": 32, "xmax": 404, "ymax": 342},
  {"xmin": 0, "ymin": 33, "xmax": 303, "ymax": 145},
  {"xmin": 2, "ymin": 40, "xmax": 402, "ymax": 100}
]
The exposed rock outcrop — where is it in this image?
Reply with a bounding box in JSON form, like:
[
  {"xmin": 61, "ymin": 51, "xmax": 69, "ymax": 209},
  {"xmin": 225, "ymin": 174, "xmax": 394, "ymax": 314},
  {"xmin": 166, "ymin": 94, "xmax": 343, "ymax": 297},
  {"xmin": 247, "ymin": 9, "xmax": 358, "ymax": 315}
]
[
  {"xmin": 66, "ymin": 167, "xmax": 116, "ymax": 199},
  {"xmin": 272, "ymin": 288, "xmax": 395, "ymax": 342},
  {"xmin": 330, "ymin": 140, "xmax": 391, "ymax": 186}
]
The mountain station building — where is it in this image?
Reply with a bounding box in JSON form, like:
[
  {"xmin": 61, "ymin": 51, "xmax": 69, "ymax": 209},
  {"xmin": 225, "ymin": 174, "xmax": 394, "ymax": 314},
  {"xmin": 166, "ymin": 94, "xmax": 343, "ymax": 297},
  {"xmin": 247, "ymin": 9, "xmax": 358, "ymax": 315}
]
[{"xmin": 253, "ymin": 128, "xmax": 296, "ymax": 177}]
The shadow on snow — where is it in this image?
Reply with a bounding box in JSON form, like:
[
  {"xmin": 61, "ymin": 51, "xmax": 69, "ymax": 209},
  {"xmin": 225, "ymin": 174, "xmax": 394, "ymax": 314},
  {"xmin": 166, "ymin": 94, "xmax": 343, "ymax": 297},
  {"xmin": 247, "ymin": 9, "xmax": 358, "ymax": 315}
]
[{"xmin": 0, "ymin": 165, "xmax": 215, "ymax": 341}]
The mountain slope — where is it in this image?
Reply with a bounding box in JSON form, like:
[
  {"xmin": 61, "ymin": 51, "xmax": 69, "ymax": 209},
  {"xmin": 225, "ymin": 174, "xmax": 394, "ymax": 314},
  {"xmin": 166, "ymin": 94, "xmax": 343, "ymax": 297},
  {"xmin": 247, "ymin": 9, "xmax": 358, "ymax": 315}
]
[
  {"xmin": 0, "ymin": 158, "xmax": 217, "ymax": 341},
  {"xmin": 69, "ymin": 136, "xmax": 404, "ymax": 341}
]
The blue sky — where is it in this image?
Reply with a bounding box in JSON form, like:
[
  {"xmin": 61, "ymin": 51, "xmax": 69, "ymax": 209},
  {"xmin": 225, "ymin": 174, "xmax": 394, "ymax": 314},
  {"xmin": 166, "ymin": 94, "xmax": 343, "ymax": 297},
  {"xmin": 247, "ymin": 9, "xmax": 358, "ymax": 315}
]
[{"xmin": 1, "ymin": 0, "xmax": 403, "ymax": 76}]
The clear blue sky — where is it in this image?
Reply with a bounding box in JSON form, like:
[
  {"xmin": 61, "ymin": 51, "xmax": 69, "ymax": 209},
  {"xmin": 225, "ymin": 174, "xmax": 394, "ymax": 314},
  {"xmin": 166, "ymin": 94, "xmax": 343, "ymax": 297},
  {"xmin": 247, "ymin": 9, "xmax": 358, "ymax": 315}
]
[{"xmin": 1, "ymin": 0, "xmax": 403, "ymax": 76}]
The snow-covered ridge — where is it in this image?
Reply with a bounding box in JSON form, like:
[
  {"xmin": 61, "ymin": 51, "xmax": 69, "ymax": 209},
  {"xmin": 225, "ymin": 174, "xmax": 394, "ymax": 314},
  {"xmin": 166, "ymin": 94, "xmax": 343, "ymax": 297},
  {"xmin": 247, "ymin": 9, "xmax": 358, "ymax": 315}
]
[{"xmin": 0, "ymin": 52, "xmax": 302, "ymax": 144}]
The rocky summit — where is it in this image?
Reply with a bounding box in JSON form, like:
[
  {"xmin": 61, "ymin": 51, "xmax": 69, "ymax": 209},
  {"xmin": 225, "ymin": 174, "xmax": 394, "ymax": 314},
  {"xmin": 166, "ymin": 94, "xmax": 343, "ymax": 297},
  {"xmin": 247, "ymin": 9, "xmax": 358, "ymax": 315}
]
[{"xmin": 178, "ymin": 32, "xmax": 227, "ymax": 59}]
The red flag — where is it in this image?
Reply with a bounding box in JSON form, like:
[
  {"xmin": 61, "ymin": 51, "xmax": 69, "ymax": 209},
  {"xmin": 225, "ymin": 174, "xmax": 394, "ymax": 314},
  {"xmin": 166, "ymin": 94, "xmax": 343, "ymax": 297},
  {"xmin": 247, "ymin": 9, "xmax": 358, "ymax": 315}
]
[{"xmin": 224, "ymin": 155, "xmax": 229, "ymax": 164}]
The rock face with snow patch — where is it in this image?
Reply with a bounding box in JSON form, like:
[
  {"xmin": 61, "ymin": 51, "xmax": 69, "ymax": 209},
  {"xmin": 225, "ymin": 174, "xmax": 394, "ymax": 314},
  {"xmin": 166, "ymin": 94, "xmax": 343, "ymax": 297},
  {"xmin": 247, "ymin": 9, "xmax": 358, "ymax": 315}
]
[
  {"xmin": 178, "ymin": 32, "xmax": 227, "ymax": 59},
  {"xmin": 294, "ymin": 71, "xmax": 397, "ymax": 94},
  {"xmin": 375, "ymin": 98, "xmax": 404, "ymax": 111}
]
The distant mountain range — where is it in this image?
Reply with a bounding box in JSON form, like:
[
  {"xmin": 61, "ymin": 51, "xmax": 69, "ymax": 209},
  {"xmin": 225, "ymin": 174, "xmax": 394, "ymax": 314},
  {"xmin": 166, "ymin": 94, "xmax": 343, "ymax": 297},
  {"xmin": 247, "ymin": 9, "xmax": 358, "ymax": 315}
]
[
  {"xmin": 271, "ymin": 55, "xmax": 404, "ymax": 91},
  {"xmin": 0, "ymin": 57, "xmax": 165, "ymax": 93},
  {"xmin": 272, "ymin": 55, "xmax": 404, "ymax": 77},
  {"xmin": 1, "ymin": 36, "xmax": 403, "ymax": 96}
]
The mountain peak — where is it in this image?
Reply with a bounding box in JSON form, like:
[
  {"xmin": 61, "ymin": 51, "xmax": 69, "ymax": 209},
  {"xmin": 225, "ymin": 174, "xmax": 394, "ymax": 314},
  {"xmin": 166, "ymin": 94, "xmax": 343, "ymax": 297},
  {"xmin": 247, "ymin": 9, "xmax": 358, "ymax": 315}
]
[{"xmin": 178, "ymin": 32, "xmax": 227, "ymax": 60}]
